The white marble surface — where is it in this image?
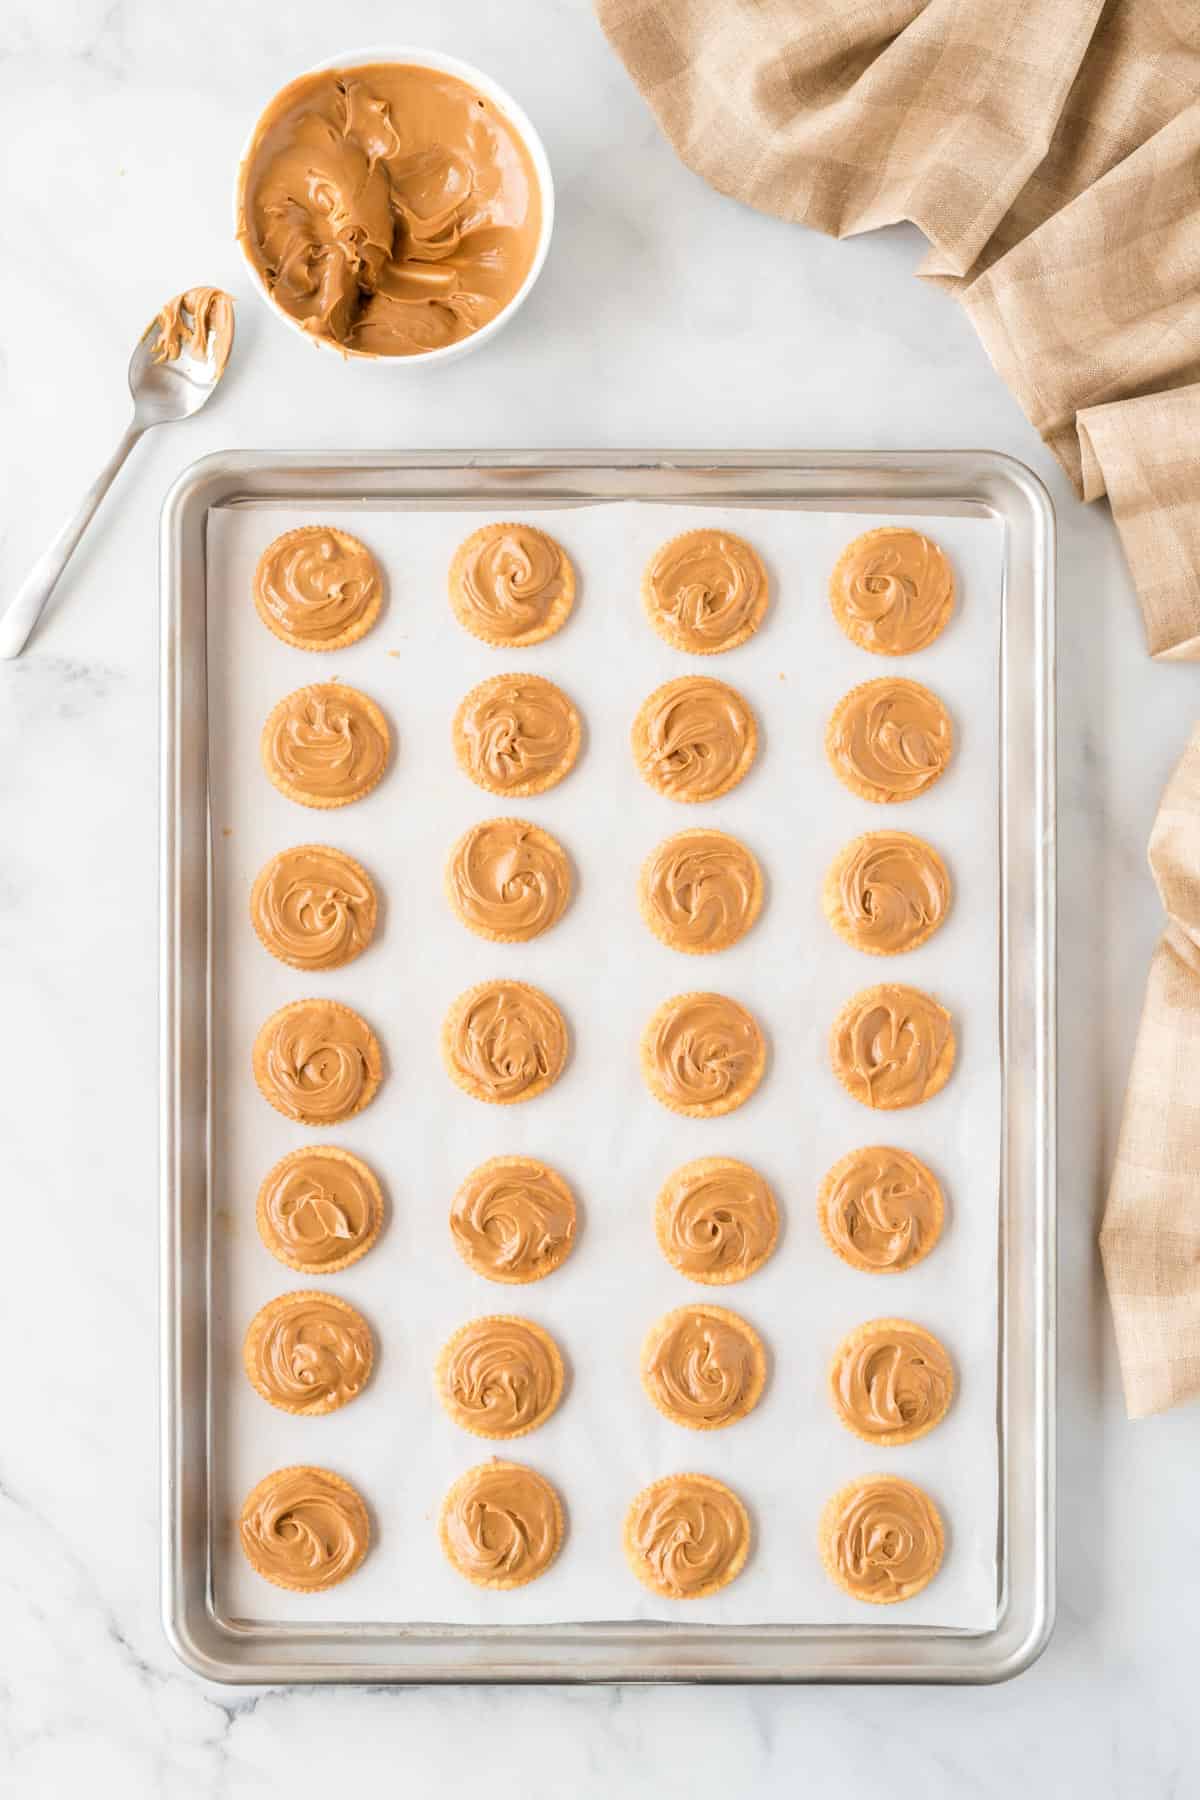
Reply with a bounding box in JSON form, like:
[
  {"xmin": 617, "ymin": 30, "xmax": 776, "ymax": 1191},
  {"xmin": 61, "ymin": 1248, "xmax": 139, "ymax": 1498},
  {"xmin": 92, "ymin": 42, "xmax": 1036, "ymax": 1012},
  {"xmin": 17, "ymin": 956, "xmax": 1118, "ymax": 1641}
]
[{"xmin": 1, "ymin": 0, "xmax": 1197, "ymax": 1793}]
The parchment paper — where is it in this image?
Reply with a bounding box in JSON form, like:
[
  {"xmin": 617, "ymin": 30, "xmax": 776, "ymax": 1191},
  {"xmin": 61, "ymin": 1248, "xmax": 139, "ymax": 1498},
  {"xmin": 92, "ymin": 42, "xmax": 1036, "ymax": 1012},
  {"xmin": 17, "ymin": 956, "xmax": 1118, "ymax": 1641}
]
[{"xmin": 207, "ymin": 498, "xmax": 1002, "ymax": 1628}]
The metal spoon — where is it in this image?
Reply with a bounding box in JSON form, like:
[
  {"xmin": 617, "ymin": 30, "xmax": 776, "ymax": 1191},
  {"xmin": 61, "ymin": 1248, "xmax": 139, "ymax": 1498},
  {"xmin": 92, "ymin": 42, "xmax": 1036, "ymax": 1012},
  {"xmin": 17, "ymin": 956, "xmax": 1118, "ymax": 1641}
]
[{"xmin": 0, "ymin": 287, "xmax": 235, "ymax": 659}]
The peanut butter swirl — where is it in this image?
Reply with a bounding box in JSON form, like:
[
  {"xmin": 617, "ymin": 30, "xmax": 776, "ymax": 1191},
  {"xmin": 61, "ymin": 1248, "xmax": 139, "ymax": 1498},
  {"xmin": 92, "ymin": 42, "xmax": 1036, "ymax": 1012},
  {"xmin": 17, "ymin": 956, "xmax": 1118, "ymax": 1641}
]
[
  {"xmin": 446, "ymin": 819, "xmax": 570, "ymax": 942},
  {"xmin": 821, "ymin": 1475, "xmax": 944, "ymax": 1604},
  {"xmin": 818, "ymin": 1146, "xmax": 943, "ymax": 1273},
  {"xmin": 253, "ymin": 527, "xmax": 381, "ymax": 649},
  {"xmin": 826, "ymin": 831, "xmax": 950, "ymax": 955},
  {"xmin": 641, "ymin": 829, "xmax": 762, "ymax": 953},
  {"xmin": 633, "ymin": 676, "xmax": 757, "ymax": 803},
  {"xmin": 262, "ymin": 683, "xmax": 389, "ymax": 808},
  {"xmin": 451, "ymin": 524, "xmax": 573, "ymax": 645},
  {"xmin": 656, "ymin": 1157, "xmax": 778, "ymax": 1283},
  {"xmin": 641, "ymin": 992, "xmax": 766, "ymax": 1117},
  {"xmin": 149, "ymin": 286, "xmax": 235, "ymax": 378},
  {"xmin": 830, "ymin": 1320, "xmax": 954, "ymax": 1445},
  {"xmin": 239, "ymin": 1466, "xmax": 369, "ymax": 1593},
  {"xmin": 237, "ymin": 64, "xmax": 542, "ymax": 357},
  {"xmin": 437, "ymin": 1315, "xmax": 563, "ymax": 1438},
  {"xmin": 253, "ymin": 998, "xmax": 382, "ymax": 1124},
  {"xmin": 643, "ymin": 529, "xmax": 768, "ymax": 653},
  {"xmin": 250, "ymin": 845, "xmax": 377, "ymax": 970},
  {"xmin": 257, "ymin": 1146, "xmax": 383, "ymax": 1273},
  {"xmin": 641, "ymin": 1304, "xmax": 766, "ymax": 1429},
  {"xmin": 244, "ymin": 1291, "xmax": 373, "ymax": 1416},
  {"xmin": 450, "ymin": 1157, "xmax": 576, "ymax": 1283},
  {"xmin": 830, "ymin": 527, "xmax": 955, "ymax": 655},
  {"xmin": 454, "ymin": 674, "xmax": 581, "ymax": 797},
  {"xmin": 830, "ymin": 984, "xmax": 954, "ymax": 1110},
  {"xmin": 626, "ymin": 1475, "xmax": 750, "ymax": 1599},
  {"xmin": 826, "ymin": 677, "xmax": 953, "ymax": 804},
  {"xmin": 443, "ymin": 980, "xmax": 568, "ymax": 1104},
  {"xmin": 439, "ymin": 1461, "xmax": 562, "ymax": 1588}
]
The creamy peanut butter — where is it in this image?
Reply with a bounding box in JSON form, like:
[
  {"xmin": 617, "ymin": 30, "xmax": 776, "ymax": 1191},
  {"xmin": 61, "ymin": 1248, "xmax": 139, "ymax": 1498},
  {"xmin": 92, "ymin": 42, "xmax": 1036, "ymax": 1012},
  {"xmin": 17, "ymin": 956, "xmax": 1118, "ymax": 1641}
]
[
  {"xmin": 830, "ymin": 983, "xmax": 954, "ymax": 1110},
  {"xmin": 253, "ymin": 998, "xmax": 382, "ymax": 1125},
  {"xmin": 820, "ymin": 1474, "xmax": 943, "ymax": 1604},
  {"xmin": 632, "ymin": 676, "xmax": 757, "ymax": 803},
  {"xmin": 446, "ymin": 818, "xmax": 570, "ymax": 942},
  {"xmin": 640, "ymin": 829, "xmax": 762, "ymax": 954},
  {"xmin": 149, "ymin": 286, "xmax": 235, "ymax": 378},
  {"xmin": 450, "ymin": 523, "xmax": 574, "ymax": 646},
  {"xmin": 641, "ymin": 1303, "xmax": 766, "ymax": 1429},
  {"xmin": 625, "ymin": 1474, "xmax": 750, "ymax": 1599},
  {"xmin": 436, "ymin": 1315, "xmax": 563, "ymax": 1438},
  {"xmin": 642, "ymin": 529, "xmax": 768, "ymax": 654},
  {"xmin": 244, "ymin": 1291, "xmax": 373, "ymax": 1416},
  {"xmin": 655, "ymin": 1156, "xmax": 778, "ymax": 1284},
  {"xmin": 829, "ymin": 1319, "xmax": 954, "ymax": 1445},
  {"xmin": 443, "ymin": 980, "xmax": 568, "ymax": 1105},
  {"xmin": 237, "ymin": 64, "xmax": 542, "ymax": 357},
  {"xmin": 250, "ymin": 844, "xmax": 377, "ymax": 970},
  {"xmin": 257, "ymin": 1145, "xmax": 383, "ymax": 1273},
  {"xmin": 453, "ymin": 674, "xmax": 581, "ymax": 797},
  {"xmin": 641, "ymin": 991, "xmax": 766, "ymax": 1117},
  {"xmin": 450, "ymin": 1156, "xmax": 576, "ymax": 1283},
  {"xmin": 825, "ymin": 831, "xmax": 950, "ymax": 955},
  {"xmin": 830, "ymin": 527, "xmax": 955, "ymax": 655},
  {"xmin": 253, "ymin": 526, "xmax": 381, "ymax": 650},
  {"xmin": 826, "ymin": 677, "xmax": 953, "ymax": 805},
  {"xmin": 262, "ymin": 683, "xmax": 390, "ymax": 808},
  {"xmin": 239, "ymin": 1465, "xmax": 369, "ymax": 1592},
  {"xmin": 818, "ymin": 1146, "xmax": 943, "ymax": 1274},
  {"xmin": 439, "ymin": 1460, "xmax": 562, "ymax": 1589}
]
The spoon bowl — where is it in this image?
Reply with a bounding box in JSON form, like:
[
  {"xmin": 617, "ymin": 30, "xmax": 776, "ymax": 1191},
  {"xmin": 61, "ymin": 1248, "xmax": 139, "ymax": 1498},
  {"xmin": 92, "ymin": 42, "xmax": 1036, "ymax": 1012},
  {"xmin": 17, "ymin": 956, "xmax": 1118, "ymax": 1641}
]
[{"xmin": 132, "ymin": 287, "xmax": 236, "ymax": 424}]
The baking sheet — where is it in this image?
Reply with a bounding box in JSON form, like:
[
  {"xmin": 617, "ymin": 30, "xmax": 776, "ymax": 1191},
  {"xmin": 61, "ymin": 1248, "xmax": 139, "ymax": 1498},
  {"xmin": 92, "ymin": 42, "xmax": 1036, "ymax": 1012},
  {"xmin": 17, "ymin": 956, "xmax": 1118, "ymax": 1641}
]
[{"xmin": 206, "ymin": 499, "xmax": 1002, "ymax": 1629}]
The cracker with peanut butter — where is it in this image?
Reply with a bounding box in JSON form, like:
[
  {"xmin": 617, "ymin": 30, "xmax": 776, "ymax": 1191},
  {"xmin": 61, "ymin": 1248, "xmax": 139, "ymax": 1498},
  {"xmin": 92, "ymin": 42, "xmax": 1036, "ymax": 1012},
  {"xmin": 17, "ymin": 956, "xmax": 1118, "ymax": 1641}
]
[
  {"xmin": 435, "ymin": 1314, "xmax": 565, "ymax": 1440},
  {"xmin": 640, "ymin": 1303, "xmax": 767, "ymax": 1430},
  {"xmin": 439, "ymin": 1461, "xmax": 564, "ymax": 1590},
  {"xmin": 261, "ymin": 682, "xmax": 390, "ymax": 809},
  {"xmin": 445, "ymin": 818, "xmax": 571, "ymax": 943},
  {"xmin": 825, "ymin": 676, "xmax": 954, "ymax": 804},
  {"xmin": 449, "ymin": 522, "xmax": 575, "ymax": 647},
  {"xmin": 442, "ymin": 979, "xmax": 569, "ymax": 1106},
  {"xmin": 823, "ymin": 830, "xmax": 950, "ymax": 956},
  {"xmin": 818, "ymin": 1474, "xmax": 944, "ymax": 1605},
  {"xmin": 253, "ymin": 525, "xmax": 382, "ymax": 650},
  {"xmin": 632, "ymin": 675, "xmax": 758, "ymax": 803},
  {"xmin": 243, "ymin": 1290, "xmax": 374, "ymax": 1417},
  {"xmin": 829, "ymin": 526, "xmax": 955, "ymax": 655},
  {"xmin": 640, "ymin": 991, "xmax": 766, "ymax": 1118},
  {"xmin": 638, "ymin": 829, "xmax": 763, "ymax": 954},
  {"xmin": 453, "ymin": 673, "xmax": 582, "ymax": 798},
  {"xmin": 829, "ymin": 983, "xmax": 955, "ymax": 1110},
  {"xmin": 828, "ymin": 1318, "xmax": 954, "ymax": 1447},
  {"xmin": 641, "ymin": 527, "xmax": 768, "ymax": 654},
  {"xmin": 624, "ymin": 1474, "xmax": 751, "ymax": 1599}
]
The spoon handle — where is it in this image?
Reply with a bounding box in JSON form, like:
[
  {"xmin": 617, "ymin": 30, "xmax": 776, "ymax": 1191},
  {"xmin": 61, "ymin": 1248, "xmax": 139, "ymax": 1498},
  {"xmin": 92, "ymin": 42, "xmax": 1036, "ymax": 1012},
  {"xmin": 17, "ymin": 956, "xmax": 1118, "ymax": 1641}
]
[{"xmin": 0, "ymin": 417, "xmax": 145, "ymax": 659}]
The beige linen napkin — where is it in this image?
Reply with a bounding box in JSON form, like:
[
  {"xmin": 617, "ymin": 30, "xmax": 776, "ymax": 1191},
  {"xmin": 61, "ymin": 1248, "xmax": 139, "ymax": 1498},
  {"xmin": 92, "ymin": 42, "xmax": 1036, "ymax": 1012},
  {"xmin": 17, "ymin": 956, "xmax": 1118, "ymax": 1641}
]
[
  {"xmin": 595, "ymin": 0, "xmax": 1200, "ymax": 659},
  {"xmin": 1101, "ymin": 731, "xmax": 1200, "ymax": 1416}
]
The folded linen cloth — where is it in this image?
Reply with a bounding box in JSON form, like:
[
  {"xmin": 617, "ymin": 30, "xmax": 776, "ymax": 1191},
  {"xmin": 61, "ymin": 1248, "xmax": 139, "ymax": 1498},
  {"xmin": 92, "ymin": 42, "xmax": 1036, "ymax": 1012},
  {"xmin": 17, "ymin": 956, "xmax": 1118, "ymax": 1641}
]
[
  {"xmin": 595, "ymin": 0, "xmax": 1200, "ymax": 659},
  {"xmin": 1101, "ymin": 730, "xmax": 1200, "ymax": 1416}
]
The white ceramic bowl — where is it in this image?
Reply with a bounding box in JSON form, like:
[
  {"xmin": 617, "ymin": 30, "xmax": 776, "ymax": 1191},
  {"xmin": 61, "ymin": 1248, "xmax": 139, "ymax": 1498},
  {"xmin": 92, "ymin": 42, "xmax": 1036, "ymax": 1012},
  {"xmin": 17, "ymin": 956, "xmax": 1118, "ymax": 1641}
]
[{"xmin": 234, "ymin": 45, "xmax": 555, "ymax": 368}]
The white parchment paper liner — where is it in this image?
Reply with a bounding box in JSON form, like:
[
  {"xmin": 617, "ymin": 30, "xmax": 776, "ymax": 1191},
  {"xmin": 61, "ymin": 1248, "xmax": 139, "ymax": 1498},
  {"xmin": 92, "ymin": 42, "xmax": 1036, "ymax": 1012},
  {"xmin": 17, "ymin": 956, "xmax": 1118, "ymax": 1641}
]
[{"xmin": 207, "ymin": 499, "xmax": 1001, "ymax": 1628}]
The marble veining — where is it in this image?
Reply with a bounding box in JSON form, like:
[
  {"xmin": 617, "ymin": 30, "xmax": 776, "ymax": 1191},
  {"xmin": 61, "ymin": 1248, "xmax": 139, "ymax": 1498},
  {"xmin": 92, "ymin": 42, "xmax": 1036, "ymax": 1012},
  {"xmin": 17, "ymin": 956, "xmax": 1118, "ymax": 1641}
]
[{"xmin": 2, "ymin": 0, "xmax": 1198, "ymax": 1793}]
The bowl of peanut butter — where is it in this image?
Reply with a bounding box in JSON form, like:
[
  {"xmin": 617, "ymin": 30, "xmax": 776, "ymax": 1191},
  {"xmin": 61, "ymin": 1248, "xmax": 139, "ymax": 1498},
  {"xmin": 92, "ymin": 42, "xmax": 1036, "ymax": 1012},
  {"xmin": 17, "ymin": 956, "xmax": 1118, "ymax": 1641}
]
[{"xmin": 235, "ymin": 48, "xmax": 553, "ymax": 364}]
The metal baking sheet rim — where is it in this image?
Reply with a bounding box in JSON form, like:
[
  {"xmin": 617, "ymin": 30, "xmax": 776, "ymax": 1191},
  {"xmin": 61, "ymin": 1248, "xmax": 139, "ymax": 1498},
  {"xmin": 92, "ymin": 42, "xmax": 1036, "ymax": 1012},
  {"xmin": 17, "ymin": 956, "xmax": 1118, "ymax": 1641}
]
[{"xmin": 159, "ymin": 449, "xmax": 1056, "ymax": 1685}]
